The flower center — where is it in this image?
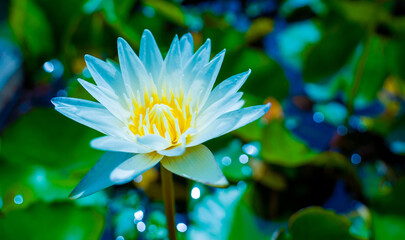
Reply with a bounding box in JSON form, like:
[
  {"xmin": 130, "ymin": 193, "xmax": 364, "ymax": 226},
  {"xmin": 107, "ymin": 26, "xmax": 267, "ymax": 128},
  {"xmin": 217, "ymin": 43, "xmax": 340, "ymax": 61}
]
[{"xmin": 128, "ymin": 90, "xmax": 196, "ymax": 144}]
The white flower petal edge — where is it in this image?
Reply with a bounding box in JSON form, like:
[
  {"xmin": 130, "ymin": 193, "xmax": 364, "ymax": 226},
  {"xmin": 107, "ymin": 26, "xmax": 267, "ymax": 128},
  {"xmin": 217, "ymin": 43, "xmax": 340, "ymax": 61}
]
[
  {"xmin": 69, "ymin": 151, "xmax": 163, "ymax": 199},
  {"xmin": 187, "ymin": 103, "xmax": 271, "ymax": 147},
  {"xmin": 161, "ymin": 144, "xmax": 228, "ymax": 187},
  {"xmin": 51, "ymin": 97, "xmax": 127, "ymax": 139}
]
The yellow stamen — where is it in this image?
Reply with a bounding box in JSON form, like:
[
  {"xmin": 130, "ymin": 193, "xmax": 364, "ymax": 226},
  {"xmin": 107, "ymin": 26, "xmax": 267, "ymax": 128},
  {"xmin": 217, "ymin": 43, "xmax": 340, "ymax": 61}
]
[{"xmin": 129, "ymin": 87, "xmax": 195, "ymax": 145}]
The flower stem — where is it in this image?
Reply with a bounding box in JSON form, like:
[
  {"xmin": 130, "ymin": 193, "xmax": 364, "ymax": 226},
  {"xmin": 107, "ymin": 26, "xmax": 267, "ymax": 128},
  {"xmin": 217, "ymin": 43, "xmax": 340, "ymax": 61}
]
[{"xmin": 161, "ymin": 165, "xmax": 177, "ymax": 240}]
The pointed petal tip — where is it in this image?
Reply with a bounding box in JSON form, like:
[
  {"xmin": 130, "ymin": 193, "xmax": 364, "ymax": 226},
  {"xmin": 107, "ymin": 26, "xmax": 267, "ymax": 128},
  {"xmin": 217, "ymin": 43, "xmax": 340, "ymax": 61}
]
[
  {"xmin": 143, "ymin": 29, "xmax": 152, "ymax": 34},
  {"xmin": 69, "ymin": 190, "xmax": 84, "ymax": 200},
  {"xmin": 265, "ymin": 102, "xmax": 271, "ymax": 110},
  {"xmin": 181, "ymin": 32, "xmax": 193, "ymax": 40},
  {"xmin": 210, "ymin": 176, "xmax": 229, "ymax": 188},
  {"xmin": 84, "ymin": 54, "xmax": 93, "ymax": 61},
  {"xmin": 50, "ymin": 97, "xmax": 58, "ymax": 106},
  {"xmin": 142, "ymin": 29, "xmax": 155, "ymax": 40},
  {"xmin": 117, "ymin": 37, "xmax": 128, "ymax": 48}
]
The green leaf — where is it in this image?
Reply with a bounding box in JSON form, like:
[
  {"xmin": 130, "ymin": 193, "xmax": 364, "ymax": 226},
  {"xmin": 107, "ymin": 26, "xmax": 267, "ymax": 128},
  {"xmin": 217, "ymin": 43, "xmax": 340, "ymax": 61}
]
[
  {"xmin": 0, "ymin": 108, "xmax": 103, "ymax": 169},
  {"xmin": 372, "ymin": 211, "xmax": 405, "ymax": 240},
  {"xmin": 332, "ymin": 0, "xmax": 384, "ymax": 26},
  {"xmin": 220, "ymin": 48, "xmax": 289, "ymax": 101},
  {"xmin": 9, "ymin": 0, "xmax": 54, "ymax": 58},
  {"xmin": 303, "ymin": 19, "xmax": 364, "ymax": 83},
  {"xmin": 142, "ymin": 0, "xmax": 184, "ymax": 26},
  {"xmin": 386, "ymin": 38, "xmax": 405, "ymax": 81},
  {"xmin": 214, "ymin": 140, "xmax": 252, "ymax": 181},
  {"xmin": 352, "ymin": 35, "xmax": 388, "ymax": 103},
  {"xmin": 228, "ymin": 198, "xmax": 276, "ymax": 240},
  {"xmin": 279, "ymin": 207, "xmax": 360, "ymax": 240},
  {"xmin": 261, "ymin": 120, "xmax": 317, "ymax": 167},
  {"xmin": 371, "ymin": 178, "xmax": 405, "ymax": 216},
  {"xmin": 0, "ymin": 202, "xmax": 104, "ymax": 240}
]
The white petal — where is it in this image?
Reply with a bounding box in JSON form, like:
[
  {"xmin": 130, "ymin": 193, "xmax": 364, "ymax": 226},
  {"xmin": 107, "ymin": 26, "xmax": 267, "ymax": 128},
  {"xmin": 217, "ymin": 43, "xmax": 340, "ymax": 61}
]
[
  {"xmin": 202, "ymin": 69, "xmax": 251, "ymax": 111},
  {"xmin": 140, "ymin": 29, "xmax": 163, "ymax": 82},
  {"xmin": 91, "ymin": 136, "xmax": 152, "ymax": 153},
  {"xmin": 158, "ymin": 145, "xmax": 186, "ymax": 157},
  {"xmin": 196, "ymin": 92, "xmax": 243, "ymax": 129},
  {"xmin": 188, "ymin": 103, "xmax": 271, "ymax": 147},
  {"xmin": 182, "ymin": 39, "xmax": 211, "ymax": 92},
  {"xmin": 51, "ymin": 97, "xmax": 126, "ymax": 138},
  {"xmin": 188, "ymin": 50, "xmax": 225, "ymax": 108},
  {"xmin": 70, "ymin": 151, "xmax": 163, "ymax": 199},
  {"xmin": 180, "ymin": 33, "xmax": 193, "ymax": 65},
  {"xmin": 84, "ymin": 54, "xmax": 126, "ymax": 95},
  {"xmin": 78, "ymin": 78, "xmax": 129, "ymax": 120},
  {"xmin": 137, "ymin": 134, "xmax": 171, "ymax": 151},
  {"xmin": 161, "ymin": 144, "xmax": 228, "ymax": 187},
  {"xmin": 159, "ymin": 35, "xmax": 182, "ymax": 92},
  {"xmin": 158, "ymin": 127, "xmax": 196, "ymax": 157},
  {"xmin": 117, "ymin": 37, "xmax": 149, "ymax": 95}
]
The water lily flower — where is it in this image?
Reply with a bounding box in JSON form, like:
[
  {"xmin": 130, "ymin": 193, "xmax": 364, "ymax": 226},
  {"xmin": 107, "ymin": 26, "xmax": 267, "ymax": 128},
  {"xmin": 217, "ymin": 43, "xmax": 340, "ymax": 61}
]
[{"xmin": 51, "ymin": 30, "xmax": 270, "ymax": 199}]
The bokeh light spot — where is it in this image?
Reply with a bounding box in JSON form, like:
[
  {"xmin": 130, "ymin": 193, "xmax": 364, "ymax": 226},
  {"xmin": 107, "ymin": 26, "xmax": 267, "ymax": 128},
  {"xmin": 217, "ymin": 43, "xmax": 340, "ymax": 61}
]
[
  {"xmin": 351, "ymin": 153, "xmax": 362, "ymax": 165},
  {"xmin": 176, "ymin": 223, "xmax": 187, "ymax": 232},
  {"xmin": 191, "ymin": 187, "xmax": 200, "ymax": 199},
  {"xmin": 221, "ymin": 156, "xmax": 231, "ymax": 166},
  {"xmin": 313, "ymin": 112, "xmax": 324, "ymax": 123},
  {"xmin": 137, "ymin": 221, "xmax": 146, "ymax": 232},
  {"xmin": 337, "ymin": 125, "xmax": 348, "ymax": 136},
  {"xmin": 134, "ymin": 210, "xmax": 144, "ymax": 221},
  {"xmin": 239, "ymin": 154, "xmax": 249, "ymax": 164},
  {"xmin": 14, "ymin": 194, "xmax": 23, "ymax": 205}
]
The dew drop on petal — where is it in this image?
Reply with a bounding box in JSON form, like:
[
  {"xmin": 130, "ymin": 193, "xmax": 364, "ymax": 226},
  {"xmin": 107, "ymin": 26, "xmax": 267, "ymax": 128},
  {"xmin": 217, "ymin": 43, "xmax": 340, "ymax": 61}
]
[
  {"xmin": 191, "ymin": 187, "xmax": 200, "ymax": 199},
  {"xmin": 116, "ymin": 236, "xmax": 124, "ymax": 240}
]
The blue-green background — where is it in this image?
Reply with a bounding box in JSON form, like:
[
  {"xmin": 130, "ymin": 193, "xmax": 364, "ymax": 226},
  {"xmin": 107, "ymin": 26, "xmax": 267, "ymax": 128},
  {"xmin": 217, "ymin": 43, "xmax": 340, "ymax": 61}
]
[{"xmin": 1, "ymin": 0, "xmax": 405, "ymax": 239}]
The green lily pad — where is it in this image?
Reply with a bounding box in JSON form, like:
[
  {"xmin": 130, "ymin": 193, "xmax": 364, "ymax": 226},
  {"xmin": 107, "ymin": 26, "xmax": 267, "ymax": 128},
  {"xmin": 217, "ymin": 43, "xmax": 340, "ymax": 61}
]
[
  {"xmin": 261, "ymin": 120, "xmax": 317, "ymax": 167},
  {"xmin": 278, "ymin": 207, "xmax": 361, "ymax": 240},
  {"xmin": 0, "ymin": 108, "xmax": 103, "ymax": 169},
  {"xmin": 0, "ymin": 202, "xmax": 105, "ymax": 240}
]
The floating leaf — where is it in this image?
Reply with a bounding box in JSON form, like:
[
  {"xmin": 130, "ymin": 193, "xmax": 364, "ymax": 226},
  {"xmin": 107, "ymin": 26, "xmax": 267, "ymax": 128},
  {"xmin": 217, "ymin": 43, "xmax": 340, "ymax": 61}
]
[
  {"xmin": 0, "ymin": 108, "xmax": 103, "ymax": 169},
  {"xmin": 261, "ymin": 120, "xmax": 317, "ymax": 167},
  {"xmin": 142, "ymin": 0, "xmax": 184, "ymax": 26},
  {"xmin": 303, "ymin": 19, "xmax": 364, "ymax": 83},
  {"xmin": 0, "ymin": 202, "xmax": 104, "ymax": 240},
  {"xmin": 372, "ymin": 211, "xmax": 405, "ymax": 240},
  {"xmin": 9, "ymin": 0, "xmax": 54, "ymax": 58},
  {"xmin": 220, "ymin": 48, "xmax": 289, "ymax": 101},
  {"xmin": 278, "ymin": 207, "xmax": 360, "ymax": 240}
]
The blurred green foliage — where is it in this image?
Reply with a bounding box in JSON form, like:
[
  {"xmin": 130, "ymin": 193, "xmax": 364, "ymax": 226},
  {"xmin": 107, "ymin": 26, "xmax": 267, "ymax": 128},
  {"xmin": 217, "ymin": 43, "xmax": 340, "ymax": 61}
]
[{"xmin": 1, "ymin": 0, "xmax": 405, "ymax": 239}]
